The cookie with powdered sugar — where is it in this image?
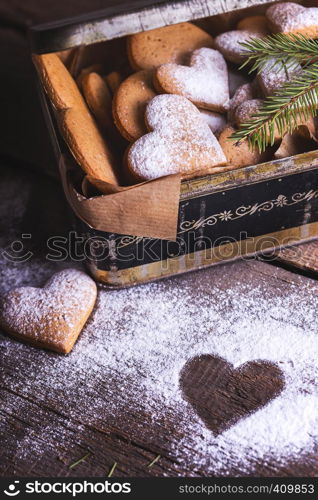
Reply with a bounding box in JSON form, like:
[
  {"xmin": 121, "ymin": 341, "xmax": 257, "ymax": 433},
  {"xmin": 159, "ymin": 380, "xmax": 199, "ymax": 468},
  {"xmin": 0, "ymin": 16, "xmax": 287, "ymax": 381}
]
[
  {"xmin": 214, "ymin": 26, "xmax": 267, "ymax": 65},
  {"xmin": 218, "ymin": 126, "xmax": 273, "ymax": 168},
  {"xmin": 127, "ymin": 94, "xmax": 227, "ymax": 181},
  {"xmin": 154, "ymin": 48, "xmax": 230, "ymax": 112},
  {"xmin": 258, "ymin": 58, "xmax": 302, "ymax": 96},
  {"xmin": 266, "ymin": 2, "xmax": 318, "ymax": 39},
  {"xmin": 0, "ymin": 269, "xmax": 97, "ymax": 354},
  {"xmin": 200, "ymin": 110, "xmax": 227, "ymax": 137}
]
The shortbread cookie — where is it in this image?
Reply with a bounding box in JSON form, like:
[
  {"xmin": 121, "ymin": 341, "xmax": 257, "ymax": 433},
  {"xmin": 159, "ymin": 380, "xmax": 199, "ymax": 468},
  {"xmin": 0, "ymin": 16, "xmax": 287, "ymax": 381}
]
[
  {"xmin": 228, "ymin": 83, "xmax": 255, "ymax": 122},
  {"xmin": 76, "ymin": 64, "xmax": 103, "ymax": 90},
  {"xmin": 128, "ymin": 22, "xmax": 214, "ymax": 70},
  {"xmin": 214, "ymin": 29, "xmax": 265, "ymax": 64},
  {"xmin": 104, "ymin": 71, "xmax": 123, "ymax": 94},
  {"xmin": 61, "ymin": 106, "xmax": 118, "ymax": 185},
  {"xmin": 200, "ymin": 110, "xmax": 227, "ymax": 137},
  {"xmin": 113, "ymin": 70, "xmax": 156, "ymax": 141},
  {"xmin": 155, "ymin": 48, "xmax": 229, "ymax": 112},
  {"xmin": 266, "ymin": 2, "xmax": 318, "ymax": 38},
  {"xmin": 33, "ymin": 53, "xmax": 80, "ymax": 110},
  {"xmin": 34, "ymin": 53, "xmax": 118, "ymax": 186},
  {"xmin": 0, "ymin": 269, "xmax": 97, "ymax": 354},
  {"xmin": 82, "ymin": 72, "xmax": 114, "ymax": 136},
  {"xmin": 258, "ymin": 58, "xmax": 301, "ymax": 96},
  {"xmin": 233, "ymin": 98, "xmax": 283, "ymax": 143},
  {"xmin": 237, "ymin": 15, "xmax": 269, "ymax": 33},
  {"xmin": 127, "ymin": 94, "xmax": 227, "ymax": 181},
  {"xmin": 233, "ymin": 99, "xmax": 263, "ymax": 127},
  {"xmin": 218, "ymin": 126, "xmax": 272, "ymax": 168}
]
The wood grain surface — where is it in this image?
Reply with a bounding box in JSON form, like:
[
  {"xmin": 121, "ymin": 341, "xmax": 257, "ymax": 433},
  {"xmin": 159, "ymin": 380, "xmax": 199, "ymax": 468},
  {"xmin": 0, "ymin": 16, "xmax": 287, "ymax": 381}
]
[
  {"xmin": 1, "ymin": 164, "xmax": 318, "ymax": 478},
  {"xmin": 274, "ymin": 241, "xmax": 318, "ymax": 276}
]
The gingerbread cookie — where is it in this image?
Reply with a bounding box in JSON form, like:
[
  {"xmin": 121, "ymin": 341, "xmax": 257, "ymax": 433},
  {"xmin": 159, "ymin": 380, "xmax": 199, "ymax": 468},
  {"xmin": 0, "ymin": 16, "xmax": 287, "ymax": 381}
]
[
  {"xmin": 104, "ymin": 71, "xmax": 123, "ymax": 94},
  {"xmin": 228, "ymin": 83, "xmax": 255, "ymax": 122},
  {"xmin": 258, "ymin": 58, "xmax": 301, "ymax": 96},
  {"xmin": 128, "ymin": 22, "xmax": 214, "ymax": 70},
  {"xmin": 155, "ymin": 48, "xmax": 229, "ymax": 112},
  {"xmin": 33, "ymin": 53, "xmax": 80, "ymax": 110},
  {"xmin": 266, "ymin": 2, "xmax": 318, "ymax": 39},
  {"xmin": 218, "ymin": 126, "xmax": 272, "ymax": 168},
  {"xmin": 127, "ymin": 94, "xmax": 227, "ymax": 181},
  {"xmin": 233, "ymin": 99, "xmax": 263, "ymax": 127},
  {"xmin": 113, "ymin": 70, "xmax": 156, "ymax": 141},
  {"xmin": 200, "ymin": 110, "xmax": 227, "ymax": 137},
  {"xmin": 214, "ymin": 29, "xmax": 266, "ymax": 64},
  {"xmin": 34, "ymin": 53, "xmax": 118, "ymax": 186},
  {"xmin": 0, "ymin": 269, "xmax": 97, "ymax": 354},
  {"xmin": 82, "ymin": 72, "xmax": 114, "ymax": 136},
  {"xmin": 236, "ymin": 15, "xmax": 269, "ymax": 33}
]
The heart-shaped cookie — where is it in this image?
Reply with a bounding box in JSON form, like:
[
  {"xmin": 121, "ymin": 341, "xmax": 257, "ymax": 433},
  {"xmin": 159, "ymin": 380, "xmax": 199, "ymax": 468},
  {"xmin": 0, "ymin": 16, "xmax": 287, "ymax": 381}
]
[
  {"xmin": 113, "ymin": 70, "xmax": 156, "ymax": 141},
  {"xmin": 128, "ymin": 22, "xmax": 214, "ymax": 70},
  {"xmin": 127, "ymin": 94, "xmax": 227, "ymax": 181},
  {"xmin": 214, "ymin": 29, "xmax": 266, "ymax": 65},
  {"xmin": 266, "ymin": 2, "xmax": 318, "ymax": 38},
  {"xmin": 180, "ymin": 354, "xmax": 285, "ymax": 435},
  {"xmin": 257, "ymin": 57, "xmax": 301, "ymax": 96},
  {"xmin": 155, "ymin": 48, "xmax": 230, "ymax": 112},
  {"xmin": 0, "ymin": 269, "xmax": 97, "ymax": 354}
]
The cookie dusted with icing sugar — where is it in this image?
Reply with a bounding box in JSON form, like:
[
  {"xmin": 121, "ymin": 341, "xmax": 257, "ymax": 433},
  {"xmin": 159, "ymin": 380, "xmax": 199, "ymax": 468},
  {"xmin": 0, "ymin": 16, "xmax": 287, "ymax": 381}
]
[
  {"xmin": 266, "ymin": 2, "xmax": 318, "ymax": 38},
  {"xmin": 155, "ymin": 48, "xmax": 230, "ymax": 112},
  {"xmin": 200, "ymin": 110, "xmax": 227, "ymax": 137},
  {"xmin": 214, "ymin": 29, "xmax": 266, "ymax": 65},
  {"xmin": 228, "ymin": 83, "xmax": 256, "ymax": 122},
  {"xmin": 218, "ymin": 126, "xmax": 273, "ymax": 168},
  {"xmin": 128, "ymin": 22, "xmax": 214, "ymax": 70},
  {"xmin": 113, "ymin": 70, "xmax": 156, "ymax": 141},
  {"xmin": 233, "ymin": 99, "xmax": 263, "ymax": 127},
  {"xmin": 258, "ymin": 57, "xmax": 302, "ymax": 96},
  {"xmin": 0, "ymin": 269, "xmax": 97, "ymax": 354},
  {"xmin": 127, "ymin": 94, "xmax": 227, "ymax": 181}
]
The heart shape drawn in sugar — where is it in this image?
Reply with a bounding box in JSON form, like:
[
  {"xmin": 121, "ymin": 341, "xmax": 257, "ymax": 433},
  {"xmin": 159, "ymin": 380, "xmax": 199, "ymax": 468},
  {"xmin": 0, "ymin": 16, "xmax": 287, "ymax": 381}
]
[
  {"xmin": 180, "ymin": 354, "xmax": 285, "ymax": 435},
  {"xmin": 127, "ymin": 94, "xmax": 227, "ymax": 181},
  {"xmin": 266, "ymin": 3, "xmax": 318, "ymax": 38},
  {"xmin": 0, "ymin": 269, "xmax": 97, "ymax": 354},
  {"xmin": 155, "ymin": 48, "xmax": 230, "ymax": 112}
]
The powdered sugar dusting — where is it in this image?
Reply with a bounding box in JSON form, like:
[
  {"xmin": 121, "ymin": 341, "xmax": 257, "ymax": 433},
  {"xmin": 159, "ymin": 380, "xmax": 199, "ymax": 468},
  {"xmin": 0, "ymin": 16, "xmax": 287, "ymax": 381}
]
[
  {"xmin": 234, "ymin": 98, "xmax": 263, "ymax": 126},
  {"xmin": 156, "ymin": 48, "xmax": 230, "ymax": 112},
  {"xmin": 128, "ymin": 94, "xmax": 226, "ymax": 180},
  {"xmin": 258, "ymin": 57, "xmax": 301, "ymax": 96},
  {"xmin": 0, "ymin": 269, "xmax": 97, "ymax": 351},
  {"xmin": 1, "ymin": 262, "xmax": 318, "ymax": 474},
  {"xmin": 266, "ymin": 3, "xmax": 318, "ymax": 33},
  {"xmin": 215, "ymin": 30, "xmax": 265, "ymax": 64},
  {"xmin": 200, "ymin": 110, "xmax": 227, "ymax": 137}
]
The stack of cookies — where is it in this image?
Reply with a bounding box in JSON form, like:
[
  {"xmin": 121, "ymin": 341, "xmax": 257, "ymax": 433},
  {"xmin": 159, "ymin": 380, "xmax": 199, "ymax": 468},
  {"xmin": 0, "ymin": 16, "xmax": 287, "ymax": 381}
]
[{"xmin": 34, "ymin": 2, "xmax": 318, "ymax": 188}]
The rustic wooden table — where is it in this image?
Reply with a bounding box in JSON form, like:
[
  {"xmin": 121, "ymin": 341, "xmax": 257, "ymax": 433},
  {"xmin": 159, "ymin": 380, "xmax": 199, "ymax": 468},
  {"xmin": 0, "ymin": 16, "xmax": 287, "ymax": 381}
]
[{"xmin": 1, "ymin": 163, "xmax": 318, "ymax": 478}]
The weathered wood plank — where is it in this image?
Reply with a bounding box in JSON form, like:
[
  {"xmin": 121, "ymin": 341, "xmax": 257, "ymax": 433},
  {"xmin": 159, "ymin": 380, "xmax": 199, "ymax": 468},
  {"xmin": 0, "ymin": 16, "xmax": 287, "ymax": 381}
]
[
  {"xmin": 274, "ymin": 241, "xmax": 318, "ymax": 276},
  {"xmin": 1, "ymin": 164, "xmax": 318, "ymax": 478}
]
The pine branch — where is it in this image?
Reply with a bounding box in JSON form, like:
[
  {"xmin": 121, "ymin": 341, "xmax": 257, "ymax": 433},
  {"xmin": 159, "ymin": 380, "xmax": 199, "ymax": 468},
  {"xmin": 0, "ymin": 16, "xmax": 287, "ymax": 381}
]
[
  {"xmin": 231, "ymin": 62, "xmax": 318, "ymax": 153},
  {"xmin": 240, "ymin": 34, "xmax": 318, "ymax": 73}
]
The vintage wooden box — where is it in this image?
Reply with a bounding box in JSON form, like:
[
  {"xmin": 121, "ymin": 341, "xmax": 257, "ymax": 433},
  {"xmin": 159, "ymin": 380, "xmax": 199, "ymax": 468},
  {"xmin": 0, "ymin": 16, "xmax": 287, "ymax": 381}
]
[{"xmin": 31, "ymin": 0, "xmax": 318, "ymax": 287}]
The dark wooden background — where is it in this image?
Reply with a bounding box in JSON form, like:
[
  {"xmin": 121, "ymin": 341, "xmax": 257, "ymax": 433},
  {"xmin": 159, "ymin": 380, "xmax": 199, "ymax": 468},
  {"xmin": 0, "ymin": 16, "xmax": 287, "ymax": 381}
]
[{"xmin": 1, "ymin": 0, "xmax": 318, "ymax": 478}]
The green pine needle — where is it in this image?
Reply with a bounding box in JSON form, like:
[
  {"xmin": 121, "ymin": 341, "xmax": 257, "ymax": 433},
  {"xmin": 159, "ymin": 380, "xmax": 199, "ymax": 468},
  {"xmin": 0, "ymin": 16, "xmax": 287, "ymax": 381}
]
[
  {"xmin": 107, "ymin": 462, "xmax": 117, "ymax": 477},
  {"xmin": 240, "ymin": 33, "xmax": 318, "ymax": 73},
  {"xmin": 69, "ymin": 451, "xmax": 91, "ymax": 470},
  {"xmin": 231, "ymin": 34, "xmax": 318, "ymax": 153}
]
